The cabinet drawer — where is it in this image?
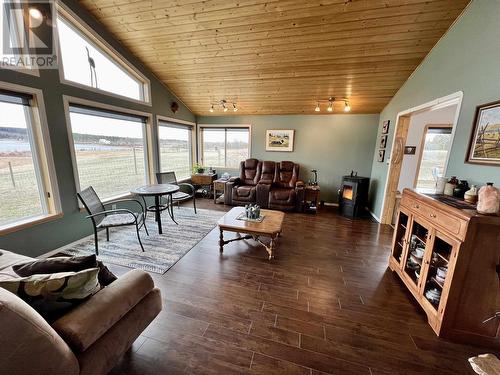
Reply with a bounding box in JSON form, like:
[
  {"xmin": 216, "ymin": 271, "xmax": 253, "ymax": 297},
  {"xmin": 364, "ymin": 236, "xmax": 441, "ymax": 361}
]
[{"xmin": 401, "ymin": 195, "xmax": 467, "ymax": 240}]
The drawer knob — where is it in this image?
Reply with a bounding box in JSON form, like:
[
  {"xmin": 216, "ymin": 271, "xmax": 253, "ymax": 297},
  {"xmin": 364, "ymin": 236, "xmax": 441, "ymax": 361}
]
[
  {"xmin": 430, "ymin": 213, "xmax": 437, "ymax": 218},
  {"xmin": 414, "ymin": 204, "xmax": 419, "ymax": 209}
]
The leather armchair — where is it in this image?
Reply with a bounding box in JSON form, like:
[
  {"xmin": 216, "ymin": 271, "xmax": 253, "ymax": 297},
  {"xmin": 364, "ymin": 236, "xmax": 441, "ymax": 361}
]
[
  {"xmin": 268, "ymin": 161, "xmax": 304, "ymax": 211},
  {"xmin": 224, "ymin": 159, "xmax": 262, "ymax": 206}
]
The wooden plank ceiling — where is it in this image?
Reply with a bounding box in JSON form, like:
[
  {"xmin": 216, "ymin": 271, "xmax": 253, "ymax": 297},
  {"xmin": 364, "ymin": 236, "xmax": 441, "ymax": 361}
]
[{"xmin": 80, "ymin": 0, "xmax": 470, "ymax": 115}]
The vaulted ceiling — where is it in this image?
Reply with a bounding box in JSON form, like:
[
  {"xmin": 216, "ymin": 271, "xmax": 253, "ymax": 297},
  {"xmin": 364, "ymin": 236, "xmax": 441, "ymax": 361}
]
[{"xmin": 80, "ymin": 0, "xmax": 470, "ymax": 115}]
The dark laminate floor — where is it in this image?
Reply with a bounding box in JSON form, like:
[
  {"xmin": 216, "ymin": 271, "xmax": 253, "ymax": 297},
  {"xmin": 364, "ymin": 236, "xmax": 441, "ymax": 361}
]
[{"xmin": 108, "ymin": 200, "xmax": 487, "ymax": 375}]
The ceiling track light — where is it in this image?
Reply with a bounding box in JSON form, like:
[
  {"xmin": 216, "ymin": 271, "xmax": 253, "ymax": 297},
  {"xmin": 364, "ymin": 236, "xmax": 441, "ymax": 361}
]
[
  {"xmin": 209, "ymin": 99, "xmax": 238, "ymax": 113},
  {"xmin": 327, "ymin": 97, "xmax": 334, "ymax": 112},
  {"xmin": 314, "ymin": 97, "xmax": 351, "ymax": 113}
]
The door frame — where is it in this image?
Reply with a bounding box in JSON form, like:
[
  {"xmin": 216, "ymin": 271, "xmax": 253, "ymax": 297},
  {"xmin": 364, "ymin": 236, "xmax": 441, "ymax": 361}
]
[{"xmin": 380, "ymin": 91, "xmax": 463, "ymax": 224}]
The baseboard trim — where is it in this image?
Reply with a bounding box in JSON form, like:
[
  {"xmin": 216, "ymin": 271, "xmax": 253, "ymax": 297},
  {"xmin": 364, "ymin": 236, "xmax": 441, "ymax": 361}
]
[
  {"xmin": 40, "ymin": 232, "xmax": 95, "ymax": 259},
  {"xmin": 323, "ymin": 202, "xmax": 339, "ymax": 207},
  {"xmin": 368, "ymin": 210, "xmax": 381, "ymax": 223}
]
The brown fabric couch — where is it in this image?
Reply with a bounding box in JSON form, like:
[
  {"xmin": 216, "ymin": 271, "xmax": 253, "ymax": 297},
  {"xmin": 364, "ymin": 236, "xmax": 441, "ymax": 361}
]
[
  {"xmin": 226, "ymin": 159, "xmax": 304, "ymax": 211},
  {"xmin": 0, "ymin": 250, "xmax": 162, "ymax": 375}
]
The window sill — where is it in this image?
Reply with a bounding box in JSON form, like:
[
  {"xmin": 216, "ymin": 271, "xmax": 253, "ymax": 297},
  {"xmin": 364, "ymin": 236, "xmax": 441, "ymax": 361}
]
[{"xmin": 0, "ymin": 213, "xmax": 64, "ymax": 236}]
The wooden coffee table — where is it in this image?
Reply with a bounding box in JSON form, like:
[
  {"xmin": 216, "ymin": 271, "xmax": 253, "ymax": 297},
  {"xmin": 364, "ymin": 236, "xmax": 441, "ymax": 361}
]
[{"xmin": 218, "ymin": 207, "xmax": 284, "ymax": 260}]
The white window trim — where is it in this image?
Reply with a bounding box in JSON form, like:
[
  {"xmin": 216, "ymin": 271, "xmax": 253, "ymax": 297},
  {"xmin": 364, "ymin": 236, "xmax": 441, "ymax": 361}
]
[
  {"xmin": 56, "ymin": 3, "xmax": 152, "ymax": 106},
  {"xmin": 63, "ymin": 95, "xmax": 154, "ymax": 204},
  {"xmin": 0, "ymin": 81, "xmax": 62, "ymax": 235},
  {"xmin": 197, "ymin": 123, "xmax": 252, "ymax": 168},
  {"xmin": 156, "ymin": 115, "xmax": 196, "ymax": 181}
]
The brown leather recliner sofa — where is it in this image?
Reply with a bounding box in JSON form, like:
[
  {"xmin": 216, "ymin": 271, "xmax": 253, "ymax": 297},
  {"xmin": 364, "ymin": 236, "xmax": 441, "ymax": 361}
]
[
  {"xmin": 224, "ymin": 158, "xmax": 262, "ymax": 206},
  {"xmin": 225, "ymin": 159, "xmax": 304, "ymax": 211},
  {"xmin": 0, "ymin": 250, "xmax": 162, "ymax": 375}
]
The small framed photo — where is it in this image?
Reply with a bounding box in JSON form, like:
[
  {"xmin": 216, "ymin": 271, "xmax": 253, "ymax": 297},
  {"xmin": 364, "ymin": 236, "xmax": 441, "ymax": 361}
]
[
  {"xmin": 378, "ymin": 149, "xmax": 385, "ymax": 162},
  {"xmin": 266, "ymin": 129, "xmax": 295, "ymax": 152},
  {"xmin": 379, "ymin": 135, "xmax": 387, "ymax": 149},
  {"xmin": 466, "ymin": 100, "xmax": 500, "ymax": 166},
  {"xmin": 404, "ymin": 146, "xmax": 416, "ymax": 155},
  {"xmin": 382, "ymin": 120, "xmax": 390, "ymax": 134}
]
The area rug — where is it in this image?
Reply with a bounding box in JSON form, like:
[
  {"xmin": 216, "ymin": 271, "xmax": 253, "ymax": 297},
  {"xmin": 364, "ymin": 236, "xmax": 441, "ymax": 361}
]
[{"xmin": 59, "ymin": 207, "xmax": 224, "ymax": 274}]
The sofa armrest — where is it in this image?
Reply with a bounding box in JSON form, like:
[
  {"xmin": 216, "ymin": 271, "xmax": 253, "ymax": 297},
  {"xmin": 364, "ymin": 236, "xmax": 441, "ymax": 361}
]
[
  {"xmin": 256, "ymin": 183, "xmax": 271, "ymax": 208},
  {"xmin": 224, "ymin": 178, "xmax": 240, "ymax": 205},
  {"xmin": 52, "ymin": 269, "xmax": 155, "ymax": 352},
  {"xmin": 295, "ymin": 181, "xmax": 305, "ymax": 211}
]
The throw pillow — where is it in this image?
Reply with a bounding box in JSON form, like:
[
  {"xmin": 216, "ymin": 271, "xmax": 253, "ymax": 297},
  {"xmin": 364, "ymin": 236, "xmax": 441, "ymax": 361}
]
[
  {"xmin": 0, "ymin": 268, "xmax": 100, "ymax": 322},
  {"xmin": 12, "ymin": 254, "xmax": 117, "ymax": 286}
]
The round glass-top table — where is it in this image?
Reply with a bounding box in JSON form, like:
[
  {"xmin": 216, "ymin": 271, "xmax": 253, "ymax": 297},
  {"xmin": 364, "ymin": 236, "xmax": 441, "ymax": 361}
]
[{"xmin": 131, "ymin": 184, "xmax": 180, "ymax": 234}]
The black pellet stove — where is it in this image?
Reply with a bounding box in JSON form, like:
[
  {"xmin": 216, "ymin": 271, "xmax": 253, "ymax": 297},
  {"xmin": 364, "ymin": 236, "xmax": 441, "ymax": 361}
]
[{"xmin": 338, "ymin": 172, "xmax": 370, "ymax": 218}]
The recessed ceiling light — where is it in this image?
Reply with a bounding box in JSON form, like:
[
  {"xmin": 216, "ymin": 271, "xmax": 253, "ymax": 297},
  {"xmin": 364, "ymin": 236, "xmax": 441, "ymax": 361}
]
[
  {"xmin": 327, "ymin": 100, "xmax": 333, "ymax": 112},
  {"xmin": 315, "ymin": 102, "xmax": 320, "ymax": 112}
]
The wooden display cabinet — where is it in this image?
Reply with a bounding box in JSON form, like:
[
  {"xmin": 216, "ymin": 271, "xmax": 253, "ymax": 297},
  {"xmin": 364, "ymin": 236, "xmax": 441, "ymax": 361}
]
[{"xmin": 389, "ymin": 189, "xmax": 500, "ymax": 349}]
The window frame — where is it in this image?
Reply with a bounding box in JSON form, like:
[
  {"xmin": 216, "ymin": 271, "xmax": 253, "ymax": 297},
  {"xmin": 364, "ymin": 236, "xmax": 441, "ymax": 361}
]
[
  {"xmin": 0, "ymin": 81, "xmax": 61, "ymax": 234},
  {"xmin": 56, "ymin": 4, "xmax": 151, "ymax": 105},
  {"xmin": 198, "ymin": 124, "xmax": 252, "ymax": 168},
  {"xmin": 63, "ymin": 95, "xmax": 154, "ymax": 204},
  {"xmin": 414, "ymin": 123, "xmax": 453, "ymax": 190},
  {"xmin": 156, "ymin": 115, "xmax": 195, "ymax": 182}
]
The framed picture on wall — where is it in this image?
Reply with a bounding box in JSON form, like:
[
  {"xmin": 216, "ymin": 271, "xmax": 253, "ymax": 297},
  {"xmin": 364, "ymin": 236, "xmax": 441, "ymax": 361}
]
[
  {"xmin": 379, "ymin": 135, "xmax": 387, "ymax": 149},
  {"xmin": 378, "ymin": 149, "xmax": 385, "ymax": 162},
  {"xmin": 266, "ymin": 129, "xmax": 295, "ymax": 152},
  {"xmin": 382, "ymin": 120, "xmax": 390, "ymax": 134},
  {"xmin": 466, "ymin": 100, "xmax": 500, "ymax": 166},
  {"xmin": 404, "ymin": 146, "xmax": 417, "ymax": 155}
]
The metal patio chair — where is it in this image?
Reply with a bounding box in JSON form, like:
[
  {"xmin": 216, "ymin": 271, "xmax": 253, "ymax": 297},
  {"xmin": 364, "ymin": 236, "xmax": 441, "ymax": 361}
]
[
  {"xmin": 156, "ymin": 172, "xmax": 197, "ymax": 213},
  {"xmin": 77, "ymin": 186, "xmax": 149, "ymax": 255}
]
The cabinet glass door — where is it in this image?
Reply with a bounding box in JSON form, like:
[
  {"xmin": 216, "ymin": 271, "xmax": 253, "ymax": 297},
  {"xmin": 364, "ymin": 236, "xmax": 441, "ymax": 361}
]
[
  {"xmin": 391, "ymin": 210, "xmax": 409, "ymax": 266},
  {"xmin": 403, "ymin": 219, "xmax": 430, "ymax": 289},
  {"xmin": 421, "ymin": 232, "xmax": 456, "ymax": 311}
]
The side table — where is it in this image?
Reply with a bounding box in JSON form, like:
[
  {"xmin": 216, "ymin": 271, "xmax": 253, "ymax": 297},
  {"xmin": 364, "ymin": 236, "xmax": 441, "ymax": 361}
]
[
  {"xmin": 191, "ymin": 173, "xmax": 217, "ymax": 197},
  {"xmin": 213, "ymin": 179, "xmax": 228, "ymax": 204},
  {"xmin": 304, "ymin": 185, "xmax": 320, "ymax": 213}
]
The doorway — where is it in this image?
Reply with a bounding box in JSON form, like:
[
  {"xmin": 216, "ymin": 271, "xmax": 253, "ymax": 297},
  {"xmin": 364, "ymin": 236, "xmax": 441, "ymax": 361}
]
[
  {"xmin": 414, "ymin": 125, "xmax": 453, "ymax": 191},
  {"xmin": 380, "ymin": 92, "xmax": 462, "ymax": 224}
]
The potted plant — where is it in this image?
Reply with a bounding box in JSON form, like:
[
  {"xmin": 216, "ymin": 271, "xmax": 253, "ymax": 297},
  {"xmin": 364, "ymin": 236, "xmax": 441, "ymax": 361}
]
[{"xmin": 193, "ymin": 163, "xmax": 205, "ymax": 174}]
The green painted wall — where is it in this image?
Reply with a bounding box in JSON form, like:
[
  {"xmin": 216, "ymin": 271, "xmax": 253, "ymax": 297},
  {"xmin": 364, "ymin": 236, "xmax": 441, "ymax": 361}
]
[
  {"xmin": 0, "ymin": 0, "xmax": 195, "ymax": 256},
  {"xmin": 369, "ymin": 0, "xmax": 500, "ymax": 218},
  {"xmin": 197, "ymin": 114, "xmax": 379, "ymax": 203}
]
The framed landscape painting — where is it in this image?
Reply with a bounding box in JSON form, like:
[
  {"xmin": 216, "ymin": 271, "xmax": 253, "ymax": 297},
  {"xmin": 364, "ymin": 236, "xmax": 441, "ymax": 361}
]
[
  {"xmin": 467, "ymin": 100, "xmax": 500, "ymax": 166},
  {"xmin": 266, "ymin": 129, "xmax": 295, "ymax": 152}
]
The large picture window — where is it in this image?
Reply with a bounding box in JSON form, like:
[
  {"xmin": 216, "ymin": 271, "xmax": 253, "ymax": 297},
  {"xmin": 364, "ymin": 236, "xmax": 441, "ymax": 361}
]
[
  {"xmin": 57, "ymin": 11, "xmax": 148, "ymax": 102},
  {"xmin": 68, "ymin": 104, "xmax": 149, "ymax": 200},
  {"xmin": 200, "ymin": 127, "xmax": 250, "ymax": 168},
  {"xmin": 0, "ymin": 90, "xmax": 55, "ymax": 227},
  {"xmin": 158, "ymin": 121, "xmax": 192, "ymax": 180}
]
